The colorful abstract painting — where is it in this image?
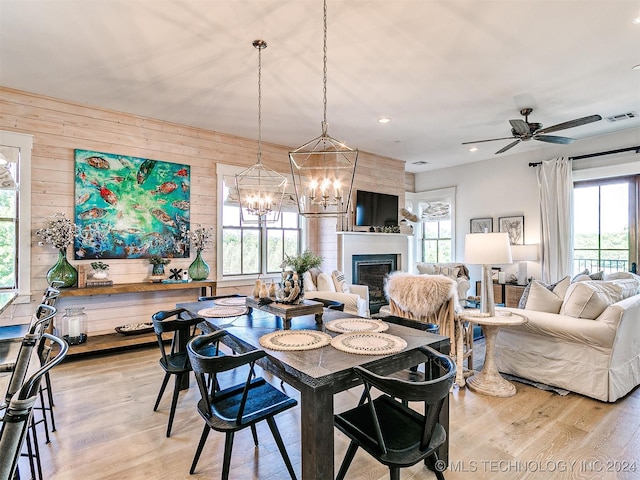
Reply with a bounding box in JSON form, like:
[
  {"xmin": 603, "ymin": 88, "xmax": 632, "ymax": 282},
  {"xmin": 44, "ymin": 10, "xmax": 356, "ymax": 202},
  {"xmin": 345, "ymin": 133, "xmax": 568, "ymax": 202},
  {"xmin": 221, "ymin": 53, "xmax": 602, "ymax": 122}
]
[{"xmin": 73, "ymin": 149, "xmax": 190, "ymax": 260}]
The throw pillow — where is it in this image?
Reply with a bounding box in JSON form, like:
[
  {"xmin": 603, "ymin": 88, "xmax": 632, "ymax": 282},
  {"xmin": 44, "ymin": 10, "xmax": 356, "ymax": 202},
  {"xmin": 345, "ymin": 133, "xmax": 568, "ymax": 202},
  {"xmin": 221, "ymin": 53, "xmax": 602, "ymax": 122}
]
[
  {"xmin": 572, "ymin": 269, "xmax": 590, "ymax": 282},
  {"xmin": 316, "ymin": 272, "xmax": 336, "ymax": 292},
  {"xmin": 518, "ymin": 276, "xmax": 569, "ymax": 309},
  {"xmin": 523, "ymin": 280, "xmax": 565, "ymax": 313},
  {"xmin": 308, "ymin": 267, "xmax": 322, "ymax": 284},
  {"xmin": 560, "ymin": 281, "xmax": 623, "ymax": 319},
  {"xmin": 589, "ymin": 271, "xmax": 604, "ymax": 280},
  {"xmin": 331, "ymin": 270, "xmax": 351, "ymax": 293},
  {"xmin": 432, "ymin": 265, "xmax": 460, "ymax": 279},
  {"xmin": 303, "ymin": 271, "xmax": 317, "ymax": 292},
  {"xmin": 416, "ymin": 263, "xmax": 435, "ymax": 275}
]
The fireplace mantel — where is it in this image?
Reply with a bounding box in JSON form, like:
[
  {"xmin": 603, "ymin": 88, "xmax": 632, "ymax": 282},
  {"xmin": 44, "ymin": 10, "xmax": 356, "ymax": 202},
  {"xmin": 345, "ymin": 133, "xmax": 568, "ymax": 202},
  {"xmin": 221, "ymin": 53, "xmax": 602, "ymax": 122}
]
[{"xmin": 337, "ymin": 232, "xmax": 410, "ymax": 284}]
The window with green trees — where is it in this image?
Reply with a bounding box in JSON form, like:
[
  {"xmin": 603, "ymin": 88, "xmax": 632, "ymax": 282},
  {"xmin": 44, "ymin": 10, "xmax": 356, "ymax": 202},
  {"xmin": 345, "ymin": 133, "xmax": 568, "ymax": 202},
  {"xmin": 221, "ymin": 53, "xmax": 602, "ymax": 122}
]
[
  {"xmin": 220, "ymin": 170, "xmax": 300, "ymax": 277},
  {"xmin": 573, "ymin": 175, "xmax": 638, "ymax": 275}
]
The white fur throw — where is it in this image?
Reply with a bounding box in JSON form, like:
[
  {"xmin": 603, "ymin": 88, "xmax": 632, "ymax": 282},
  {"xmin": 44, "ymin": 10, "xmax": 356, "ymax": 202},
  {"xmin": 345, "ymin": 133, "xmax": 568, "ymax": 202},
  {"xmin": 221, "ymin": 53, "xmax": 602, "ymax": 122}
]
[{"xmin": 384, "ymin": 271, "xmax": 457, "ymax": 318}]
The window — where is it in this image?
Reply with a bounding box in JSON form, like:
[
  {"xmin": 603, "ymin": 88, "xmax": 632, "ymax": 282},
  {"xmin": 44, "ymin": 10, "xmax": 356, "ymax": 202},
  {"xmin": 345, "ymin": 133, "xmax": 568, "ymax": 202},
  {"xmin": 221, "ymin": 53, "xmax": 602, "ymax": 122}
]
[
  {"xmin": 217, "ymin": 165, "xmax": 301, "ymax": 279},
  {"xmin": 0, "ymin": 130, "xmax": 32, "ymax": 297},
  {"xmin": 573, "ymin": 175, "xmax": 638, "ymax": 275},
  {"xmin": 406, "ymin": 187, "xmax": 456, "ymax": 265}
]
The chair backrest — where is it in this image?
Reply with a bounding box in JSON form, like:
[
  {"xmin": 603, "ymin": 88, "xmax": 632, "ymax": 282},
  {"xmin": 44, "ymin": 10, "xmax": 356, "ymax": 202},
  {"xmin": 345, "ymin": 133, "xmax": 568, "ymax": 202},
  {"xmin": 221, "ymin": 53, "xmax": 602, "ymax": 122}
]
[
  {"xmin": 188, "ymin": 332, "xmax": 265, "ymax": 424},
  {"xmin": 3, "ymin": 332, "xmax": 41, "ymax": 409},
  {"xmin": 0, "ymin": 333, "xmax": 68, "ymax": 480},
  {"xmin": 40, "ymin": 286, "xmax": 61, "ymax": 307},
  {"xmin": 353, "ymin": 345, "xmax": 456, "ymax": 452},
  {"xmin": 151, "ymin": 309, "xmax": 203, "ymax": 366},
  {"xmin": 29, "ymin": 304, "xmax": 57, "ymax": 335}
]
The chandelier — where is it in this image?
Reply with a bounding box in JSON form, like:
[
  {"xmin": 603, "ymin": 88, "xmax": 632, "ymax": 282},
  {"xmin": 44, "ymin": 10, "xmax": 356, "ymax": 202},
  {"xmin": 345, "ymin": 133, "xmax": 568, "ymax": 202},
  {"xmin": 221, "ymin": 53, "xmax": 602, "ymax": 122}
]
[
  {"xmin": 235, "ymin": 39, "xmax": 286, "ymax": 224},
  {"xmin": 288, "ymin": 0, "xmax": 358, "ymax": 218}
]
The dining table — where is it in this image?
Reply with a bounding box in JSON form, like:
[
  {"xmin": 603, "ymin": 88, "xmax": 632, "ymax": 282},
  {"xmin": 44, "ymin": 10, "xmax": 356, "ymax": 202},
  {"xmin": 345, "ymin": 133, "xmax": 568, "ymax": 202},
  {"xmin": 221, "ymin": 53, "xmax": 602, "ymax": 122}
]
[{"xmin": 177, "ymin": 298, "xmax": 451, "ymax": 480}]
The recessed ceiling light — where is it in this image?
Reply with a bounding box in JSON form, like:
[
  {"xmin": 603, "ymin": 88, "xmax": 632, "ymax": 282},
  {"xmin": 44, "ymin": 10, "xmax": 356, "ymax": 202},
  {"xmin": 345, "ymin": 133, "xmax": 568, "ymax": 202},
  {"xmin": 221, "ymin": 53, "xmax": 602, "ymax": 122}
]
[
  {"xmin": 377, "ymin": 117, "xmax": 391, "ymax": 124},
  {"xmin": 468, "ymin": 146, "xmax": 478, "ymax": 152},
  {"xmin": 634, "ymin": 15, "xmax": 640, "ymax": 24},
  {"xmin": 633, "ymin": 64, "xmax": 640, "ymax": 70}
]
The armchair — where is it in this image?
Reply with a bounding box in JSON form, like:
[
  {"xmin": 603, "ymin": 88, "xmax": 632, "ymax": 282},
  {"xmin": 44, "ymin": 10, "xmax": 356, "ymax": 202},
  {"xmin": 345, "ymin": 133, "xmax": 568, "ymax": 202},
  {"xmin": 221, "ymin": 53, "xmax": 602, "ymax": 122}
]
[
  {"xmin": 416, "ymin": 262, "xmax": 470, "ymax": 301},
  {"xmin": 303, "ymin": 269, "xmax": 370, "ymax": 317}
]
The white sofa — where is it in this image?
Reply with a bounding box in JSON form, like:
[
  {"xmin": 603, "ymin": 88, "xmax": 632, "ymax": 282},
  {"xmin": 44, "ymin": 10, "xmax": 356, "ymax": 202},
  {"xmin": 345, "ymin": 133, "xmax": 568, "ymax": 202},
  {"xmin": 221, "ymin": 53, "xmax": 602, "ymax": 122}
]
[
  {"xmin": 303, "ymin": 269, "xmax": 370, "ymax": 317},
  {"xmin": 494, "ymin": 272, "xmax": 640, "ymax": 402},
  {"xmin": 415, "ymin": 262, "xmax": 471, "ymax": 301}
]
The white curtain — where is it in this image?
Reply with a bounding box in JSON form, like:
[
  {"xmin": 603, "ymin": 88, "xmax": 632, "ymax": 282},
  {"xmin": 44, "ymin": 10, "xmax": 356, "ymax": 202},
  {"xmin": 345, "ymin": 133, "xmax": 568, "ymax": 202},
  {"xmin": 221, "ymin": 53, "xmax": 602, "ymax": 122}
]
[{"xmin": 537, "ymin": 157, "xmax": 573, "ymax": 282}]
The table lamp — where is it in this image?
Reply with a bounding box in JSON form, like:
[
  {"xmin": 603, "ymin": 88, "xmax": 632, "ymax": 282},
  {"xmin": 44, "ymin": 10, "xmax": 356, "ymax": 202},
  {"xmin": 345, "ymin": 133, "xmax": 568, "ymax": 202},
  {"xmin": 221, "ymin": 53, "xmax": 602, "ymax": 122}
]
[
  {"xmin": 511, "ymin": 244, "xmax": 539, "ymax": 285},
  {"xmin": 465, "ymin": 233, "xmax": 512, "ymax": 316}
]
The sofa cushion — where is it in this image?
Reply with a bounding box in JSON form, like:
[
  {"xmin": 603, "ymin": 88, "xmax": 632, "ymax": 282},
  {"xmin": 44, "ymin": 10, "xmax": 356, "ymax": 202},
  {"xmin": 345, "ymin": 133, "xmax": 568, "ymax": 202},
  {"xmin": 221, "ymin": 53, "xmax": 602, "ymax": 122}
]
[
  {"xmin": 523, "ymin": 280, "xmax": 565, "ymax": 313},
  {"xmin": 316, "ymin": 272, "xmax": 336, "ymax": 292},
  {"xmin": 519, "ymin": 276, "xmax": 570, "ymax": 310},
  {"xmin": 560, "ymin": 281, "xmax": 623, "ymax": 319},
  {"xmin": 332, "ymin": 270, "xmax": 350, "ymax": 293},
  {"xmin": 303, "ymin": 271, "xmax": 317, "ymax": 292},
  {"xmin": 416, "ymin": 262, "xmax": 468, "ymax": 279}
]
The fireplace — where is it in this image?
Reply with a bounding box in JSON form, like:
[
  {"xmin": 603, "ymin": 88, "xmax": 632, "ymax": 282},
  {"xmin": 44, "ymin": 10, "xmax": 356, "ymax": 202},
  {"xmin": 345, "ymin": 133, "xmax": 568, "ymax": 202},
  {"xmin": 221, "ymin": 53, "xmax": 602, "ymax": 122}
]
[{"xmin": 352, "ymin": 254, "xmax": 398, "ymax": 314}]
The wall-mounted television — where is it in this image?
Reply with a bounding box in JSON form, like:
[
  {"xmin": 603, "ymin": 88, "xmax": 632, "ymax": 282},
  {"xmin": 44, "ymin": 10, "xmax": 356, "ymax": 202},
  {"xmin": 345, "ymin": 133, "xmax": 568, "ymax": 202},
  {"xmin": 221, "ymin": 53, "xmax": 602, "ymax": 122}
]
[{"xmin": 355, "ymin": 190, "xmax": 399, "ymax": 227}]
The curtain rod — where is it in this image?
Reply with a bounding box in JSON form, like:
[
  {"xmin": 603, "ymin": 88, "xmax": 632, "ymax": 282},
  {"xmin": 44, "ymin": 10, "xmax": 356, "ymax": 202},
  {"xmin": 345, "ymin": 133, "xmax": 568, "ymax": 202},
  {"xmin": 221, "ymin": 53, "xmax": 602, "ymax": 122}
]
[{"xmin": 528, "ymin": 145, "xmax": 640, "ymax": 167}]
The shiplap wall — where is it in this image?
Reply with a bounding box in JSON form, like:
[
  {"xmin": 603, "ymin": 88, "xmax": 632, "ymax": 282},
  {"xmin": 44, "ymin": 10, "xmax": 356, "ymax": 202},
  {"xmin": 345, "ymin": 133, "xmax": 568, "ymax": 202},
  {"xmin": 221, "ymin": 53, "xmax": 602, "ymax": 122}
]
[{"xmin": 0, "ymin": 87, "xmax": 408, "ymax": 333}]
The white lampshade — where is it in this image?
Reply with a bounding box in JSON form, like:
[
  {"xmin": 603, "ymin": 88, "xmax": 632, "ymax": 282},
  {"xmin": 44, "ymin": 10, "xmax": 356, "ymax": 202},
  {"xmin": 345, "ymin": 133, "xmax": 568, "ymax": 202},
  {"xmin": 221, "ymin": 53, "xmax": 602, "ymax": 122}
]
[
  {"xmin": 511, "ymin": 244, "xmax": 538, "ymax": 261},
  {"xmin": 464, "ymin": 233, "xmax": 513, "ymax": 265}
]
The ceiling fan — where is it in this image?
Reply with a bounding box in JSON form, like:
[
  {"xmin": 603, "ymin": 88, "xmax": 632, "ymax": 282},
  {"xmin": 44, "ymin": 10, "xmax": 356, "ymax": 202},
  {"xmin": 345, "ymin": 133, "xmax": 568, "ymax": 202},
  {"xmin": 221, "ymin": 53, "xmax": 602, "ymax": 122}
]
[{"xmin": 462, "ymin": 108, "xmax": 602, "ymax": 154}]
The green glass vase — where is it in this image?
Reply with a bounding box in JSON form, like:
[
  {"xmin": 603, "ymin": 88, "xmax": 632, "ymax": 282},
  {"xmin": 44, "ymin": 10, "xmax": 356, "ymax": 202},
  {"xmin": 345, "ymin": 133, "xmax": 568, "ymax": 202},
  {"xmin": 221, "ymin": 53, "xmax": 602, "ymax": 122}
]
[
  {"xmin": 46, "ymin": 249, "xmax": 78, "ymax": 288},
  {"xmin": 188, "ymin": 250, "xmax": 210, "ymax": 281}
]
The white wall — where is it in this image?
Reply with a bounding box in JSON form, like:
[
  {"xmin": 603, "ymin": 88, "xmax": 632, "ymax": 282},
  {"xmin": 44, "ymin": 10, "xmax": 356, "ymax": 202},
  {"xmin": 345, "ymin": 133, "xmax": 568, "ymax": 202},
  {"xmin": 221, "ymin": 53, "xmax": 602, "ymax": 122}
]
[{"xmin": 414, "ymin": 127, "xmax": 640, "ymax": 292}]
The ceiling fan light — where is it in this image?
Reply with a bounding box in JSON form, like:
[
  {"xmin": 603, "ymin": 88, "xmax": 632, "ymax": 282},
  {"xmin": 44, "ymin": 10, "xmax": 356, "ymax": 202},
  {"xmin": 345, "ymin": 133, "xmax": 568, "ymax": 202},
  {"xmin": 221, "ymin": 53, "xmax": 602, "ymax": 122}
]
[
  {"xmin": 633, "ymin": 64, "xmax": 640, "ymax": 71},
  {"xmin": 468, "ymin": 146, "xmax": 478, "ymax": 152},
  {"xmin": 377, "ymin": 117, "xmax": 391, "ymax": 124}
]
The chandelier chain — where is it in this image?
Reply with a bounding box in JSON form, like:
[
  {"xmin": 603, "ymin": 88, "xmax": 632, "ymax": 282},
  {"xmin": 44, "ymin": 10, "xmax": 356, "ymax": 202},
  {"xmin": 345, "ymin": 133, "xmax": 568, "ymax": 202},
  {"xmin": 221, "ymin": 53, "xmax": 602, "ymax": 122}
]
[
  {"xmin": 322, "ymin": 0, "xmax": 328, "ymax": 132},
  {"xmin": 257, "ymin": 41, "xmax": 263, "ymax": 164}
]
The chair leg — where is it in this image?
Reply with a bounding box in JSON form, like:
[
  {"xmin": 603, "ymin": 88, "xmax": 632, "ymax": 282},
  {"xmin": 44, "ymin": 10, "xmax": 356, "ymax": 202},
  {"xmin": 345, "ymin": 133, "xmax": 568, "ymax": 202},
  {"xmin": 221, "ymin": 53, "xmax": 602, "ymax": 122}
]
[
  {"xmin": 190, "ymin": 424, "xmax": 211, "ymax": 474},
  {"xmin": 389, "ymin": 467, "xmax": 401, "ymax": 480},
  {"xmin": 221, "ymin": 431, "xmax": 235, "ymax": 480},
  {"xmin": 44, "ymin": 371, "xmax": 57, "ymax": 431},
  {"xmin": 153, "ymin": 373, "xmax": 171, "ymax": 411},
  {"xmin": 166, "ymin": 374, "xmax": 182, "ymax": 437},
  {"xmin": 250, "ymin": 424, "xmax": 259, "ymax": 446},
  {"xmin": 336, "ymin": 441, "xmax": 359, "ymax": 480},
  {"xmin": 426, "ymin": 453, "xmax": 446, "ymax": 480},
  {"xmin": 266, "ymin": 417, "xmax": 297, "ymax": 480}
]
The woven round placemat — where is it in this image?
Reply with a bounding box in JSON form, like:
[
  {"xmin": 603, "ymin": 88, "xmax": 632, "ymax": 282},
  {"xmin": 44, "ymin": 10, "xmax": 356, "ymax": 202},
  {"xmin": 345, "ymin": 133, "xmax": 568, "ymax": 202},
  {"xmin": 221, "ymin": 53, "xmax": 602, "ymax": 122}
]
[
  {"xmin": 213, "ymin": 296, "xmax": 247, "ymax": 307},
  {"xmin": 331, "ymin": 332, "xmax": 407, "ymax": 355},
  {"xmin": 197, "ymin": 306, "xmax": 247, "ymax": 318},
  {"xmin": 324, "ymin": 318, "xmax": 389, "ymax": 334},
  {"xmin": 259, "ymin": 330, "xmax": 332, "ymax": 351}
]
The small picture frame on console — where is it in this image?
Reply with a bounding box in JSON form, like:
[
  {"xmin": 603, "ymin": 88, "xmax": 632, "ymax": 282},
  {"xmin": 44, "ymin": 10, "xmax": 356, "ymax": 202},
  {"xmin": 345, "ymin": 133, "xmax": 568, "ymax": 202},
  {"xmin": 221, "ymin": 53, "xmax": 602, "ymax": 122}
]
[{"xmin": 470, "ymin": 217, "xmax": 493, "ymax": 234}]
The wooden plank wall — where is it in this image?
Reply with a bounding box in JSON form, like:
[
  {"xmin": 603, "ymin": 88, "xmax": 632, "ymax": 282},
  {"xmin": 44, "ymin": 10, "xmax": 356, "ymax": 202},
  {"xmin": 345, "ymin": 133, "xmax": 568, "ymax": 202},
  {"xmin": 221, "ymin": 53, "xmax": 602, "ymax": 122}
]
[{"xmin": 0, "ymin": 87, "xmax": 407, "ymax": 333}]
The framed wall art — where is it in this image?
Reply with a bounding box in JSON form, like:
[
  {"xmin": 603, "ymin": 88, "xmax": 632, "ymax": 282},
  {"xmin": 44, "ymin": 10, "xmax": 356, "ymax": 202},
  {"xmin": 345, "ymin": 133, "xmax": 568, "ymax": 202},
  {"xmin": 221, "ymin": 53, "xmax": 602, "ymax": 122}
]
[
  {"xmin": 470, "ymin": 217, "xmax": 493, "ymax": 234},
  {"xmin": 73, "ymin": 149, "xmax": 191, "ymax": 260},
  {"xmin": 498, "ymin": 215, "xmax": 524, "ymax": 245}
]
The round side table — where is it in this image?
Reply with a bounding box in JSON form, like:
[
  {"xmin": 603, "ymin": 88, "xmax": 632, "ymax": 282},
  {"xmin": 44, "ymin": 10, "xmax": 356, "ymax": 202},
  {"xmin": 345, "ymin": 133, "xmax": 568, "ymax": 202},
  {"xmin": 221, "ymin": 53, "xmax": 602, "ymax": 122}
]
[{"xmin": 459, "ymin": 310, "xmax": 528, "ymax": 397}]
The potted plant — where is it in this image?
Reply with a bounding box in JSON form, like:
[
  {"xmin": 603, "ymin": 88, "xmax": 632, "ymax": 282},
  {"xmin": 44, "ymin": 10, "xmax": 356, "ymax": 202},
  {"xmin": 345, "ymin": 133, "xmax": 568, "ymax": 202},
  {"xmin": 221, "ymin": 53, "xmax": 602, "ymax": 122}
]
[
  {"xmin": 148, "ymin": 255, "xmax": 171, "ymax": 276},
  {"xmin": 90, "ymin": 261, "xmax": 110, "ymax": 279},
  {"xmin": 278, "ymin": 249, "xmax": 323, "ymax": 304}
]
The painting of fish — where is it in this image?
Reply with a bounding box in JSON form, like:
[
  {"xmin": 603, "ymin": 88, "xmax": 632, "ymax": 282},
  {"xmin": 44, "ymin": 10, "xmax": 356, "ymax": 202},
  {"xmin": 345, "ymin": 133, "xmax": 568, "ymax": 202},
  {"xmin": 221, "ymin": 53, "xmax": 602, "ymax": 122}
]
[{"xmin": 74, "ymin": 149, "xmax": 190, "ymax": 260}]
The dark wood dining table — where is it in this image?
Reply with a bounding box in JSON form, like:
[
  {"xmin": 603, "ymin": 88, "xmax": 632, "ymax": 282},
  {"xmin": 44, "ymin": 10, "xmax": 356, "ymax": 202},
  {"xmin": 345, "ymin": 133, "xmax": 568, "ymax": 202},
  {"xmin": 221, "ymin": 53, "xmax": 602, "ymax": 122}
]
[{"xmin": 177, "ymin": 299, "xmax": 451, "ymax": 480}]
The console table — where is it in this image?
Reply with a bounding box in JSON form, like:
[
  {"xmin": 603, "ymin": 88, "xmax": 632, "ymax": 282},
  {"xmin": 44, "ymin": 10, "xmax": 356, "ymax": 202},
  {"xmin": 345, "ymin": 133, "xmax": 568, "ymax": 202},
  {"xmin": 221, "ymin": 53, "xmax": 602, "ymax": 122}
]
[
  {"xmin": 57, "ymin": 280, "xmax": 216, "ymax": 357},
  {"xmin": 59, "ymin": 280, "xmax": 216, "ymax": 298},
  {"xmin": 475, "ymin": 281, "xmax": 526, "ymax": 308}
]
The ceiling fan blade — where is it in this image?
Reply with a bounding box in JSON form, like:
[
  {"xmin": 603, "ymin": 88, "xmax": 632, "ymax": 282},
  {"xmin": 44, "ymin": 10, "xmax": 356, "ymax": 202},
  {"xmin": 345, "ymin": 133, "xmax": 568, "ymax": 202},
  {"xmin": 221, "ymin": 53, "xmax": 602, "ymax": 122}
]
[
  {"xmin": 509, "ymin": 119, "xmax": 530, "ymax": 135},
  {"xmin": 495, "ymin": 139, "xmax": 521, "ymax": 154},
  {"xmin": 534, "ymin": 134, "xmax": 575, "ymax": 145},
  {"xmin": 461, "ymin": 136, "xmax": 517, "ymax": 145},
  {"xmin": 536, "ymin": 114, "xmax": 602, "ymax": 134}
]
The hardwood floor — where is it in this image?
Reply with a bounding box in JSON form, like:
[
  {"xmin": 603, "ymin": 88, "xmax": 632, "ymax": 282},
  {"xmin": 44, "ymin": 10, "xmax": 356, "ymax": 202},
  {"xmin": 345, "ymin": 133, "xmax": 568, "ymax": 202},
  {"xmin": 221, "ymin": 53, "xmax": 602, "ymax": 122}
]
[{"xmin": 4, "ymin": 344, "xmax": 639, "ymax": 480}]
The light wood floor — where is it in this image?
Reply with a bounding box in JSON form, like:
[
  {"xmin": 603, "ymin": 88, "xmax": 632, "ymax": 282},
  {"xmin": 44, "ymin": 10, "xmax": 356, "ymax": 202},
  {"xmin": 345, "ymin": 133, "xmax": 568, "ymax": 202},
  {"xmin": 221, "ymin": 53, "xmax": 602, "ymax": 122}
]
[{"xmin": 4, "ymin": 344, "xmax": 640, "ymax": 480}]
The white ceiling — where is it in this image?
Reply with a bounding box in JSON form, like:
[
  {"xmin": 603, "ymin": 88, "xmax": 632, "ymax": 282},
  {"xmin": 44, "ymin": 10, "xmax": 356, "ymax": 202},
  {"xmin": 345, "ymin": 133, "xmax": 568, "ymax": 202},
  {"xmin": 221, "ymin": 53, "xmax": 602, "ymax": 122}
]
[{"xmin": 1, "ymin": 0, "xmax": 639, "ymax": 173}]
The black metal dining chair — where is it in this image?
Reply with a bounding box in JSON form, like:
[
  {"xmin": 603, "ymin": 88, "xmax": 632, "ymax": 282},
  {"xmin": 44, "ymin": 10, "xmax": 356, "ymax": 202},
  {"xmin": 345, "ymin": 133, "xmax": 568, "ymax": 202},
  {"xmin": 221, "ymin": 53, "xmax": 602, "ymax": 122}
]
[
  {"xmin": 334, "ymin": 345, "xmax": 456, "ymax": 480},
  {"xmin": 187, "ymin": 331, "xmax": 298, "ymax": 480},
  {"xmin": 151, "ymin": 308, "xmax": 213, "ymax": 437}
]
